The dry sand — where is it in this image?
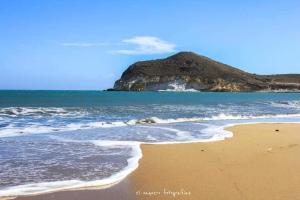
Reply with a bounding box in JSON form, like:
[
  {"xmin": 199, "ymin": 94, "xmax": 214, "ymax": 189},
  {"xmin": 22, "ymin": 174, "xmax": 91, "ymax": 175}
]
[{"xmin": 13, "ymin": 123, "xmax": 300, "ymax": 200}]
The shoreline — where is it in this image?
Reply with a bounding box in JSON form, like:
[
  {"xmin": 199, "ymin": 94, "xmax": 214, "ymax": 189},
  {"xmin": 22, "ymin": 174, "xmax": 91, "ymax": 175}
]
[{"xmin": 4, "ymin": 122, "xmax": 300, "ymax": 199}]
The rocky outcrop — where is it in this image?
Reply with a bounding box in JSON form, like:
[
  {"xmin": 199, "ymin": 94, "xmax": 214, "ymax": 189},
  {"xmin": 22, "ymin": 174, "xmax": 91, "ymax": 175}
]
[{"xmin": 111, "ymin": 52, "xmax": 300, "ymax": 92}]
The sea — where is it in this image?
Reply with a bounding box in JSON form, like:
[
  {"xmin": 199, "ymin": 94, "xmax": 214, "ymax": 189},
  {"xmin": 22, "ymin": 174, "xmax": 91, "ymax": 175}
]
[{"xmin": 0, "ymin": 90, "xmax": 300, "ymax": 196}]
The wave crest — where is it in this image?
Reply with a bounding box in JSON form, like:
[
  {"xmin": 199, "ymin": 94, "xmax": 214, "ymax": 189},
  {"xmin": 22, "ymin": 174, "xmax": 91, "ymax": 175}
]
[
  {"xmin": 1, "ymin": 113, "xmax": 300, "ymax": 138},
  {"xmin": 270, "ymin": 100, "xmax": 300, "ymax": 109}
]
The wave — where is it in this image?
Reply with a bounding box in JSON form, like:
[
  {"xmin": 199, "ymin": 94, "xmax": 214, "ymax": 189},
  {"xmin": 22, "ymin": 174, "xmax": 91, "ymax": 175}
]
[
  {"xmin": 0, "ymin": 122, "xmax": 233, "ymax": 197},
  {"xmin": 0, "ymin": 107, "xmax": 86, "ymax": 118},
  {"xmin": 0, "ymin": 140, "xmax": 142, "ymax": 197},
  {"xmin": 0, "ymin": 121, "xmax": 128, "ymax": 138},
  {"xmin": 270, "ymin": 100, "xmax": 300, "ymax": 109},
  {"xmin": 0, "ymin": 107, "xmax": 65, "ymax": 116},
  {"xmin": 129, "ymin": 113, "xmax": 300, "ymax": 124},
  {"xmin": 1, "ymin": 99, "xmax": 300, "ymax": 118},
  {"xmin": 138, "ymin": 125, "xmax": 194, "ymax": 140},
  {"xmin": 1, "ymin": 119, "xmax": 300, "ymax": 197},
  {"xmin": 1, "ymin": 113, "xmax": 300, "ymax": 138}
]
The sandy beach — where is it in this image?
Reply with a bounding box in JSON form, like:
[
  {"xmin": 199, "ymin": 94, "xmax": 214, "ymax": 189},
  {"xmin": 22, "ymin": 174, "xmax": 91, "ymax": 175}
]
[{"xmin": 13, "ymin": 123, "xmax": 300, "ymax": 200}]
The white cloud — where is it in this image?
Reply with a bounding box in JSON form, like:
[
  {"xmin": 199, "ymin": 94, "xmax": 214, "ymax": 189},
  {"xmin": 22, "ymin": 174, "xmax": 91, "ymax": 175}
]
[
  {"xmin": 61, "ymin": 42, "xmax": 108, "ymax": 47},
  {"xmin": 115, "ymin": 36, "xmax": 176, "ymax": 55}
]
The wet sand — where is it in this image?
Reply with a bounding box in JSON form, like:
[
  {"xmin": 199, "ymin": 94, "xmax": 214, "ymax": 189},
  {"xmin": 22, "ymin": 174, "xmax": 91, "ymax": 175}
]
[{"xmin": 13, "ymin": 123, "xmax": 300, "ymax": 200}]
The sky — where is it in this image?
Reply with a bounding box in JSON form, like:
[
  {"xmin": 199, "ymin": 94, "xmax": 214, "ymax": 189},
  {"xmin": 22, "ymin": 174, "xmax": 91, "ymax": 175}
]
[{"xmin": 0, "ymin": 0, "xmax": 300, "ymax": 90}]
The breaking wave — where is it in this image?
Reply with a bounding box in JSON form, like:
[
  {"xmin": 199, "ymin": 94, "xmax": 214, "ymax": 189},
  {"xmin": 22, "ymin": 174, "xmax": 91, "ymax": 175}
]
[
  {"xmin": 0, "ymin": 107, "xmax": 85, "ymax": 117},
  {"xmin": 1, "ymin": 97, "xmax": 300, "ymax": 197},
  {"xmin": 0, "ymin": 139, "xmax": 142, "ymax": 196},
  {"xmin": 1, "ymin": 113, "xmax": 300, "ymax": 138},
  {"xmin": 270, "ymin": 100, "xmax": 300, "ymax": 109}
]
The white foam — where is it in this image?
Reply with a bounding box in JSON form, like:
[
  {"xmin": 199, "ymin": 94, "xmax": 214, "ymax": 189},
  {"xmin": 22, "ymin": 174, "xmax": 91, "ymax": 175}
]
[
  {"xmin": 2, "ymin": 113, "xmax": 300, "ymax": 138},
  {"xmin": 139, "ymin": 126, "xmax": 194, "ymax": 140},
  {"xmin": 90, "ymin": 140, "xmax": 140, "ymax": 148},
  {"xmin": 0, "ymin": 107, "xmax": 77, "ymax": 117},
  {"xmin": 0, "ymin": 125, "xmax": 56, "ymax": 138},
  {"xmin": 200, "ymin": 124, "xmax": 233, "ymax": 142},
  {"xmin": 0, "ymin": 121, "xmax": 128, "ymax": 138},
  {"xmin": 0, "ymin": 140, "xmax": 142, "ymax": 197},
  {"xmin": 203, "ymin": 113, "xmax": 300, "ymax": 121},
  {"xmin": 0, "ymin": 123, "xmax": 231, "ymax": 197},
  {"xmin": 270, "ymin": 100, "xmax": 300, "ymax": 109},
  {"xmin": 128, "ymin": 113, "xmax": 300, "ymax": 126},
  {"xmin": 2, "ymin": 119, "xmax": 300, "ymax": 197},
  {"xmin": 132, "ymin": 116, "xmax": 202, "ymax": 124}
]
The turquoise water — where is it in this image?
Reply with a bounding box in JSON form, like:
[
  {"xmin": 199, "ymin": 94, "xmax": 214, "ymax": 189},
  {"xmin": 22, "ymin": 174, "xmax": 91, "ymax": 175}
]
[
  {"xmin": 1, "ymin": 90, "xmax": 300, "ymax": 106},
  {"xmin": 0, "ymin": 90, "xmax": 300, "ymax": 196}
]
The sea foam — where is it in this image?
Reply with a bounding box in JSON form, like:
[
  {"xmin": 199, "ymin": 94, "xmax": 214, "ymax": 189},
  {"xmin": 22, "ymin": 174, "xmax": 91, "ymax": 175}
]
[
  {"xmin": 1, "ymin": 119, "xmax": 300, "ymax": 197},
  {"xmin": 0, "ymin": 140, "xmax": 142, "ymax": 197},
  {"xmin": 1, "ymin": 113, "xmax": 300, "ymax": 138}
]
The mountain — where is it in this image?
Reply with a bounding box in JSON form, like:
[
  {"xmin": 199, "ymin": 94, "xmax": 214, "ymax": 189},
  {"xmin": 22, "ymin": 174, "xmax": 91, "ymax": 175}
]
[{"xmin": 111, "ymin": 52, "xmax": 300, "ymax": 92}]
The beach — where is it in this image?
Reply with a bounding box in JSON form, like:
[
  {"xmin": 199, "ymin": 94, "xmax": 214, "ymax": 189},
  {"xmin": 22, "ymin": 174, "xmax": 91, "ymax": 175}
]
[
  {"xmin": 2, "ymin": 0, "xmax": 300, "ymax": 198},
  {"xmin": 12, "ymin": 123, "xmax": 300, "ymax": 200}
]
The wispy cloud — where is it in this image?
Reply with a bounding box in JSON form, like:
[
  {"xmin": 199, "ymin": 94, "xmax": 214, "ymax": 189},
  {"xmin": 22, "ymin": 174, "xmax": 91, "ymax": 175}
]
[
  {"xmin": 61, "ymin": 42, "xmax": 109, "ymax": 47},
  {"xmin": 114, "ymin": 36, "xmax": 176, "ymax": 55}
]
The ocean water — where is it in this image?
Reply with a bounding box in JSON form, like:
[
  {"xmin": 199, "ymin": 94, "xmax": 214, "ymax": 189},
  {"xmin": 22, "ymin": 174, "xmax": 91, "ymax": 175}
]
[{"xmin": 0, "ymin": 90, "xmax": 300, "ymax": 196}]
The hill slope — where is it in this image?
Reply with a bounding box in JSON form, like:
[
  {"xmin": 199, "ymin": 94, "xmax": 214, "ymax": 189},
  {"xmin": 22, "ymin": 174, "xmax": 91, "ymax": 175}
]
[{"xmin": 112, "ymin": 52, "xmax": 300, "ymax": 92}]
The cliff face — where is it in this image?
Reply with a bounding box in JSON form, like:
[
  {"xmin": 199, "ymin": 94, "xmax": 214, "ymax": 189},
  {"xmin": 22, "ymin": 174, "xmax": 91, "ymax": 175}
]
[{"xmin": 112, "ymin": 52, "xmax": 300, "ymax": 92}]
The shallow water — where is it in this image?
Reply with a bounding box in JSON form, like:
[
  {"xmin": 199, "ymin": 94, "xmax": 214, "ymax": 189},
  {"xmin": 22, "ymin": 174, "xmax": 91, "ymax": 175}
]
[{"xmin": 0, "ymin": 91, "xmax": 300, "ymax": 196}]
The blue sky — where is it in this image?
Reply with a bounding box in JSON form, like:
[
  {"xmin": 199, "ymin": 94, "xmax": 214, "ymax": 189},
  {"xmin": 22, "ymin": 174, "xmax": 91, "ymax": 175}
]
[{"xmin": 0, "ymin": 0, "xmax": 300, "ymax": 90}]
